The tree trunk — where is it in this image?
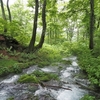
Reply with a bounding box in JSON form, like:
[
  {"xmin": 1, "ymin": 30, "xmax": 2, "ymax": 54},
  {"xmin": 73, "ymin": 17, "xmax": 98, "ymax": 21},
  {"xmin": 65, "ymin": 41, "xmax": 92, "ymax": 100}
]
[
  {"xmin": 28, "ymin": 0, "xmax": 39, "ymax": 51},
  {"xmin": 7, "ymin": 0, "xmax": 12, "ymax": 22},
  {"xmin": 36, "ymin": 0, "xmax": 46, "ymax": 49},
  {"xmin": 0, "ymin": 0, "xmax": 6, "ymax": 20},
  {"xmin": 89, "ymin": 0, "xmax": 94, "ymax": 50},
  {"xmin": 97, "ymin": 17, "xmax": 100, "ymax": 29},
  {"xmin": 0, "ymin": 0, "xmax": 7, "ymax": 33}
]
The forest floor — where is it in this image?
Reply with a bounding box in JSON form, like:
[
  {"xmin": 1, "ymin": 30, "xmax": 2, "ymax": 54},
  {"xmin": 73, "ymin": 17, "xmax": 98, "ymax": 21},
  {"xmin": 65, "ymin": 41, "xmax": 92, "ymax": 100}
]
[{"xmin": 0, "ymin": 34, "xmax": 63, "ymax": 77}]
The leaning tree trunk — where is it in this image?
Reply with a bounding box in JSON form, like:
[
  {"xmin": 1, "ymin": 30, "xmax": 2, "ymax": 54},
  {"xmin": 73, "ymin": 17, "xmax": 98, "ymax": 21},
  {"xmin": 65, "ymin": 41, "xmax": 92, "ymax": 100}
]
[
  {"xmin": 28, "ymin": 0, "xmax": 39, "ymax": 51},
  {"xmin": 36, "ymin": 0, "xmax": 46, "ymax": 49},
  {"xmin": 89, "ymin": 0, "xmax": 94, "ymax": 50},
  {"xmin": 7, "ymin": 0, "xmax": 12, "ymax": 22},
  {"xmin": 0, "ymin": 0, "xmax": 7, "ymax": 33}
]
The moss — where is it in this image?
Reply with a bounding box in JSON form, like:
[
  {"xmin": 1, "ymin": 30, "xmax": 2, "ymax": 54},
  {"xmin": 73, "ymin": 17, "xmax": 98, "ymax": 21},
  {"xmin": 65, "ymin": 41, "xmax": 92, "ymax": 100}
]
[
  {"xmin": 7, "ymin": 97, "xmax": 14, "ymax": 100},
  {"xmin": 18, "ymin": 70, "xmax": 59, "ymax": 83},
  {"xmin": 61, "ymin": 60, "xmax": 72, "ymax": 65},
  {"xmin": 39, "ymin": 76, "xmax": 50, "ymax": 82},
  {"xmin": 18, "ymin": 74, "xmax": 38, "ymax": 83}
]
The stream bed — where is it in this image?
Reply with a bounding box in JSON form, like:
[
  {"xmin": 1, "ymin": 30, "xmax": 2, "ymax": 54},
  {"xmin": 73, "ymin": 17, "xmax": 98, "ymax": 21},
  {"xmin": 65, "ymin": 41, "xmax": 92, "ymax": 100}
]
[{"xmin": 0, "ymin": 56, "xmax": 99, "ymax": 100}]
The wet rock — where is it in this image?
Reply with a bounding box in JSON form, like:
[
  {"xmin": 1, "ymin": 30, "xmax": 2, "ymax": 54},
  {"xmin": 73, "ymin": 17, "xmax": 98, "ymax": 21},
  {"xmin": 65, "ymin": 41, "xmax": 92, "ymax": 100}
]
[
  {"xmin": 34, "ymin": 95, "xmax": 56, "ymax": 100},
  {"xmin": 14, "ymin": 93, "xmax": 34, "ymax": 100}
]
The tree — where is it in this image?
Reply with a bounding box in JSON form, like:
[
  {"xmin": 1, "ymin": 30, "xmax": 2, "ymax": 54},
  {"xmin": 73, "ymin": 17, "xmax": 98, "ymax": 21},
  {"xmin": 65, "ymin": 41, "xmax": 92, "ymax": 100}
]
[
  {"xmin": 0, "ymin": 0, "xmax": 7, "ymax": 33},
  {"xmin": 7, "ymin": 0, "xmax": 12, "ymax": 22},
  {"xmin": 28, "ymin": 0, "xmax": 47, "ymax": 51},
  {"xmin": 36, "ymin": 0, "xmax": 46, "ymax": 49},
  {"xmin": 28, "ymin": 0, "xmax": 39, "ymax": 51},
  {"xmin": 0, "ymin": 0, "xmax": 6, "ymax": 20},
  {"xmin": 89, "ymin": 0, "xmax": 94, "ymax": 50},
  {"xmin": 66, "ymin": 0, "xmax": 96, "ymax": 49},
  {"xmin": 46, "ymin": 0, "xmax": 64, "ymax": 44}
]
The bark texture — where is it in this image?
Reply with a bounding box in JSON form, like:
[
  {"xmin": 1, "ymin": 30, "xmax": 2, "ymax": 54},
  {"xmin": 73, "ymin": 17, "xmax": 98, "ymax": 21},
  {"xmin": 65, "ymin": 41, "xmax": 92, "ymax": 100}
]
[
  {"xmin": 89, "ymin": 0, "xmax": 94, "ymax": 50},
  {"xmin": 28, "ymin": 0, "xmax": 39, "ymax": 51}
]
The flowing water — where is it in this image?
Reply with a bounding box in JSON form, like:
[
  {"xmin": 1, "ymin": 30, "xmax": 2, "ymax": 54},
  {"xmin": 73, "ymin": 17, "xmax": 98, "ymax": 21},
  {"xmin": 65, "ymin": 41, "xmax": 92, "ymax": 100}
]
[{"xmin": 0, "ymin": 56, "xmax": 98, "ymax": 100}]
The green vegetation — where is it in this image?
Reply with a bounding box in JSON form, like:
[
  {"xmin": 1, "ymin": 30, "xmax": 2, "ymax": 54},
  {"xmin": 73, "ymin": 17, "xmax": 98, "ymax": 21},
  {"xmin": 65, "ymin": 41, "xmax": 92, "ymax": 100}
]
[
  {"xmin": 18, "ymin": 70, "xmax": 59, "ymax": 83},
  {"xmin": 0, "ymin": 44, "xmax": 65, "ymax": 76},
  {"xmin": 7, "ymin": 97, "xmax": 14, "ymax": 100},
  {"xmin": 68, "ymin": 41, "xmax": 100, "ymax": 89},
  {"xmin": 0, "ymin": 59, "xmax": 20, "ymax": 76},
  {"xmin": 81, "ymin": 95, "xmax": 95, "ymax": 100},
  {"xmin": 0, "ymin": 59, "xmax": 17, "ymax": 67}
]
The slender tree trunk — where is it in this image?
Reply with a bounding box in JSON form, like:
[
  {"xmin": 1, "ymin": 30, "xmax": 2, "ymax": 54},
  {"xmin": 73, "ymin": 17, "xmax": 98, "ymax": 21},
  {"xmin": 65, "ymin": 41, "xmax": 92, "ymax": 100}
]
[
  {"xmin": 0, "ymin": 0, "xmax": 7, "ymax": 33},
  {"xmin": 97, "ymin": 17, "xmax": 100, "ymax": 29},
  {"xmin": 0, "ymin": 0, "xmax": 6, "ymax": 20},
  {"xmin": 89, "ymin": 0, "xmax": 94, "ymax": 50},
  {"xmin": 28, "ymin": 0, "xmax": 39, "ymax": 51},
  {"xmin": 36, "ymin": 0, "xmax": 46, "ymax": 49},
  {"xmin": 7, "ymin": 0, "xmax": 12, "ymax": 22}
]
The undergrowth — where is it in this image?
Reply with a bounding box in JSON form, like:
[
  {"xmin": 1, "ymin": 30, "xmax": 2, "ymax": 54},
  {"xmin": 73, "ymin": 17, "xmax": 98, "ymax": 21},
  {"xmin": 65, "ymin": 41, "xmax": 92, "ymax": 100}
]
[
  {"xmin": 80, "ymin": 95, "xmax": 95, "ymax": 100},
  {"xmin": 0, "ymin": 44, "xmax": 65, "ymax": 76},
  {"xmin": 68, "ymin": 41, "xmax": 100, "ymax": 89}
]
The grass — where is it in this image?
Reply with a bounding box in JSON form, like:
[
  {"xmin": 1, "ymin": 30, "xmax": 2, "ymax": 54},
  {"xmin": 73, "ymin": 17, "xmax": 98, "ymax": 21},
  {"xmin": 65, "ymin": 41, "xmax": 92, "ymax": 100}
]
[{"xmin": 0, "ymin": 59, "xmax": 17, "ymax": 67}]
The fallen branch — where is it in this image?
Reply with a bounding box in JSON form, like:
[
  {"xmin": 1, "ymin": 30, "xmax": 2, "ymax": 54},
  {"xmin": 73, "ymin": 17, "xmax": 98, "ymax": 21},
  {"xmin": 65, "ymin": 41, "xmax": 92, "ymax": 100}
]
[{"xmin": 29, "ymin": 82, "xmax": 72, "ymax": 91}]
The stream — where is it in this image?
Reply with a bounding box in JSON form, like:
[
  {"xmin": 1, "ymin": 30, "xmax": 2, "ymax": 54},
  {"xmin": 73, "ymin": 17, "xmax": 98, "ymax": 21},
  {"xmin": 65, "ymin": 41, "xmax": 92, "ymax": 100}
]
[{"xmin": 0, "ymin": 56, "xmax": 99, "ymax": 100}]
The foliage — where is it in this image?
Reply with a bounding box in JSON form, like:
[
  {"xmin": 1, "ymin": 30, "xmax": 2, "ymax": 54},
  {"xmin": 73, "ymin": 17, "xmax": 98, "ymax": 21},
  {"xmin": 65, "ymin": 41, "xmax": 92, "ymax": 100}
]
[
  {"xmin": 12, "ymin": 63, "xmax": 22, "ymax": 73},
  {"xmin": 18, "ymin": 44, "xmax": 63, "ymax": 67},
  {"xmin": 0, "ymin": 53, "xmax": 8, "ymax": 59},
  {"xmin": 18, "ymin": 70, "xmax": 59, "ymax": 83},
  {"xmin": 69, "ymin": 41, "xmax": 100, "ymax": 88},
  {"xmin": 37, "ymin": 44, "xmax": 63, "ymax": 63},
  {"xmin": 0, "ymin": 59, "xmax": 18, "ymax": 76},
  {"xmin": 60, "ymin": 41, "xmax": 72, "ymax": 56},
  {"xmin": 7, "ymin": 20, "xmax": 31, "ymax": 45},
  {"xmin": 0, "ymin": 44, "xmax": 63, "ymax": 76},
  {"xmin": 0, "ymin": 59, "xmax": 17, "ymax": 67},
  {"xmin": 7, "ymin": 97, "xmax": 14, "ymax": 100},
  {"xmin": 0, "ymin": 18, "xmax": 7, "ymax": 32},
  {"xmin": 80, "ymin": 95, "xmax": 95, "ymax": 100}
]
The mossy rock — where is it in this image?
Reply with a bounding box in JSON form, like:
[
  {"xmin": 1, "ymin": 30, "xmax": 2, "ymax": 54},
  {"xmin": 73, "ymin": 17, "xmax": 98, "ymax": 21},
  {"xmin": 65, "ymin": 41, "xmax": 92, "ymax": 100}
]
[
  {"xmin": 61, "ymin": 60, "xmax": 72, "ymax": 65},
  {"xmin": 7, "ymin": 97, "xmax": 14, "ymax": 100},
  {"xmin": 18, "ymin": 74, "xmax": 38, "ymax": 83},
  {"xmin": 18, "ymin": 70, "xmax": 59, "ymax": 83},
  {"xmin": 38, "ymin": 76, "xmax": 50, "ymax": 82}
]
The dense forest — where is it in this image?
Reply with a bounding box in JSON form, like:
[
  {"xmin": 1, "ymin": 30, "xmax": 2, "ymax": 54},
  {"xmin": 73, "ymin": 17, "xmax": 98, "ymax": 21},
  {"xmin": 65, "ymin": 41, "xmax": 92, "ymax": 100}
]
[{"xmin": 0, "ymin": 0, "xmax": 100, "ymax": 100}]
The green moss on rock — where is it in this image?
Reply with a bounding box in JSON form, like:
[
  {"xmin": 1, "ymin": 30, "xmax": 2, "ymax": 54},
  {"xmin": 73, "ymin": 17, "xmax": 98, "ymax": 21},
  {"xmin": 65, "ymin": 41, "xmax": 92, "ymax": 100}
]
[{"xmin": 18, "ymin": 70, "xmax": 59, "ymax": 83}]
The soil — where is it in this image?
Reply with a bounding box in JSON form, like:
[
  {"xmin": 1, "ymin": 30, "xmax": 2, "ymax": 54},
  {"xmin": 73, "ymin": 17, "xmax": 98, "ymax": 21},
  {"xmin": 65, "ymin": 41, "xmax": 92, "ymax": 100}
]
[{"xmin": 0, "ymin": 34, "xmax": 23, "ymax": 60}]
